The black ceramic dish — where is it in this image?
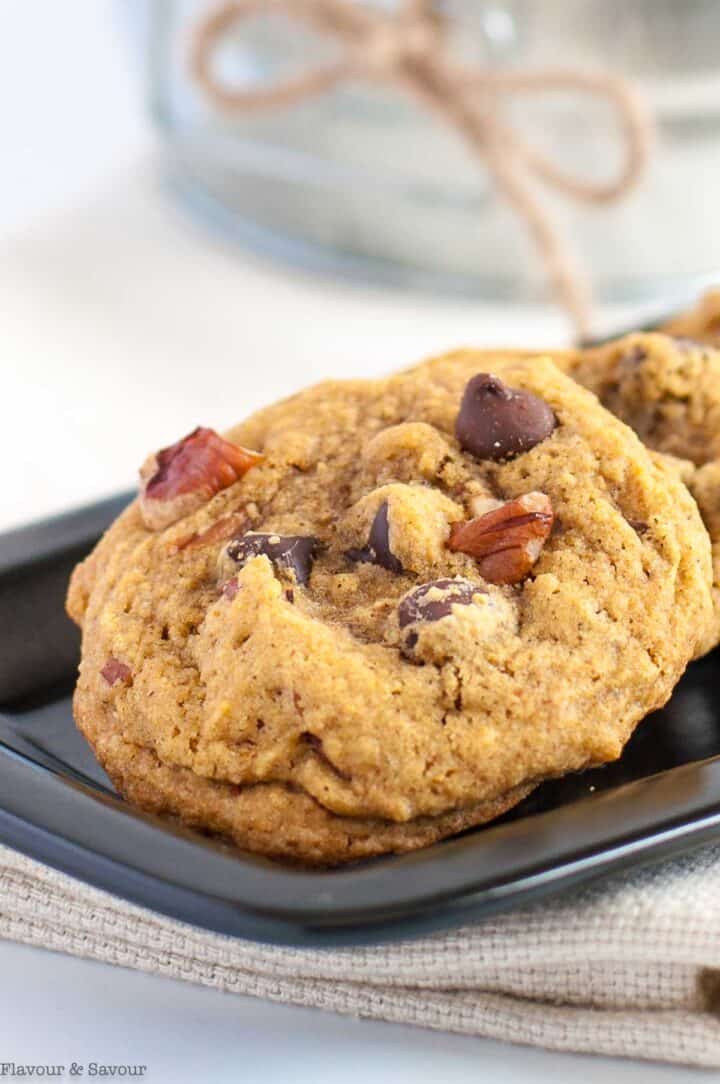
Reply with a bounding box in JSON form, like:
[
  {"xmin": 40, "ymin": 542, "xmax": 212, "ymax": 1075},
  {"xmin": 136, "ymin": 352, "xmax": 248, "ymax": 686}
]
[{"xmin": 1, "ymin": 494, "xmax": 720, "ymax": 947}]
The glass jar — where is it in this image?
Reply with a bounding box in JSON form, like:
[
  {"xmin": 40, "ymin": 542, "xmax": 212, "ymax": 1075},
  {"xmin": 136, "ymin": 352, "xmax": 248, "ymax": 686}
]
[{"xmin": 146, "ymin": 0, "xmax": 720, "ymax": 304}]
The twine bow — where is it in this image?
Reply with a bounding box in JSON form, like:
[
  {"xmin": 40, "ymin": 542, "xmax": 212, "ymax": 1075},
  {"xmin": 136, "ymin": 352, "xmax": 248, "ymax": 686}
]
[{"xmin": 191, "ymin": 0, "xmax": 654, "ymax": 335}]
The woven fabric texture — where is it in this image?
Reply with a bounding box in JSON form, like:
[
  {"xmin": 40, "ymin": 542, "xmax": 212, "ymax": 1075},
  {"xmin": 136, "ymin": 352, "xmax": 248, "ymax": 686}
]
[{"xmin": 1, "ymin": 843, "xmax": 720, "ymax": 1066}]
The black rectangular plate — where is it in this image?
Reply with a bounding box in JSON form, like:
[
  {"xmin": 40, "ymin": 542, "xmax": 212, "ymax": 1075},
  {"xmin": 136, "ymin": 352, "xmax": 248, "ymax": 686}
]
[{"xmin": 1, "ymin": 495, "xmax": 720, "ymax": 947}]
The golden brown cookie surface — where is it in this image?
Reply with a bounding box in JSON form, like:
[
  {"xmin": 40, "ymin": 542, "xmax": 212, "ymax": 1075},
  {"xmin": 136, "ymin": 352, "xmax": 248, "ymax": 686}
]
[
  {"xmin": 68, "ymin": 352, "xmax": 714, "ymax": 864},
  {"xmin": 567, "ymin": 332, "xmax": 720, "ymax": 467},
  {"xmin": 564, "ymin": 323, "xmax": 720, "ymax": 654}
]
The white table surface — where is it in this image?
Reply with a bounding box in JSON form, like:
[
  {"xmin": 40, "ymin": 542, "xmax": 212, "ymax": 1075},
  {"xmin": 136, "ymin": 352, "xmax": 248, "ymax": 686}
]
[{"xmin": 0, "ymin": 3, "xmax": 701, "ymax": 1080}]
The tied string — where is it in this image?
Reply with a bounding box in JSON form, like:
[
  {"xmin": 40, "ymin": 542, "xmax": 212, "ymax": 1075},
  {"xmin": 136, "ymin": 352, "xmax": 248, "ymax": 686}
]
[{"xmin": 190, "ymin": 0, "xmax": 654, "ymax": 336}]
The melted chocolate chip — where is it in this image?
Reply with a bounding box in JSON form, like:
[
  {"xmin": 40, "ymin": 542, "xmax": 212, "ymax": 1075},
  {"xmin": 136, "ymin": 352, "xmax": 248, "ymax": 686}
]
[
  {"xmin": 398, "ymin": 578, "xmax": 485, "ymax": 628},
  {"xmin": 227, "ymin": 533, "xmax": 322, "ymax": 586},
  {"xmin": 346, "ymin": 502, "xmax": 403, "ymax": 573},
  {"xmin": 455, "ymin": 374, "xmax": 556, "ymax": 461}
]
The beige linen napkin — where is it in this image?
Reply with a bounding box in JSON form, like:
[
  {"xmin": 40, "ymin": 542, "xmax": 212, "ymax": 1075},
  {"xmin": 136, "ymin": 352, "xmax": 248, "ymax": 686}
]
[{"xmin": 1, "ymin": 841, "xmax": 720, "ymax": 1067}]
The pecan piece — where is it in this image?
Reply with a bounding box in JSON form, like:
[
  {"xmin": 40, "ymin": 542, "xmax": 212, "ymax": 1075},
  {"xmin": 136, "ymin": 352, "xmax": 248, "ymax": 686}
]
[
  {"xmin": 448, "ymin": 492, "xmax": 554, "ymax": 585},
  {"xmin": 175, "ymin": 511, "xmax": 250, "ymax": 551},
  {"xmin": 100, "ymin": 658, "xmax": 132, "ymax": 687},
  {"xmin": 139, "ymin": 427, "xmax": 263, "ymax": 531},
  {"xmin": 221, "ymin": 577, "xmax": 240, "ymax": 601}
]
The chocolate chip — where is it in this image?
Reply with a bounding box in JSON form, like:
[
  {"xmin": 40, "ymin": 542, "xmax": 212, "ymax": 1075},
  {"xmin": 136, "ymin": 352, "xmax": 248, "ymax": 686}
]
[
  {"xmin": 455, "ymin": 374, "xmax": 556, "ymax": 461},
  {"xmin": 227, "ymin": 533, "xmax": 322, "ymax": 586},
  {"xmin": 398, "ymin": 578, "xmax": 485, "ymax": 628},
  {"xmin": 346, "ymin": 502, "xmax": 403, "ymax": 572},
  {"xmin": 620, "ymin": 345, "xmax": 647, "ymax": 368}
]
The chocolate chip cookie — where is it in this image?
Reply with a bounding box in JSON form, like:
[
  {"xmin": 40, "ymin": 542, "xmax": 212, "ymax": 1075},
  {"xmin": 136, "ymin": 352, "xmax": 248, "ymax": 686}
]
[
  {"xmin": 661, "ymin": 288, "xmax": 720, "ymax": 346},
  {"xmin": 67, "ymin": 352, "xmax": 714, "ymax": 864},
  {"xmin": 565, "ymin": 327, "xmax": 720, "ymax": 653},
  {"xmin": 567, "ymin": 332, "xmax": 720, "ymax": 467}
]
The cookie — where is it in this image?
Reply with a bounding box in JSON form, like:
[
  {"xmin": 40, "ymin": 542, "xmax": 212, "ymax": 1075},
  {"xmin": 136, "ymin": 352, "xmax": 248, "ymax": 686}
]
[
  {"xmin": 566, "ymin": 332, "xmax": 720, "ymax": 466},
  {"xmin": 661, "ymin": 288, "xmax": 720, "ymax": 346},
  {"xmin": 564, "ymin": 330, "xmax": 720, "ymax": 653},
  {"xmin": 67, "ymin": 352, "xmax": 713, "ymax": 865}
]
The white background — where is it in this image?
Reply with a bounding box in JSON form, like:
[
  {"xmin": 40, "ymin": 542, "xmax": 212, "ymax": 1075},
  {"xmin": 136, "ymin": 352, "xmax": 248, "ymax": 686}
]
[{"xmin": 0, "ymin": 2, "xmax": 702, "ymax": 1081}]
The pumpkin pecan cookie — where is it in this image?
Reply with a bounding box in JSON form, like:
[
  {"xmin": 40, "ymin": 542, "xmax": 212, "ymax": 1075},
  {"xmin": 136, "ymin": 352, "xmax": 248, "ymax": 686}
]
[
  {"xmin": 67, "ymin": 352, "xmax": 713, "ymax": 864},
  {"xmin": 564, "ymin": 326, "xmax": 720, "ymax": 653},
  {"xmin": 566, "ymin": 332, "xmax": 720, "ymax": 467},
  {"xmin": 661, "ymin": 288, "xmax": 720, "ymax": 346}
]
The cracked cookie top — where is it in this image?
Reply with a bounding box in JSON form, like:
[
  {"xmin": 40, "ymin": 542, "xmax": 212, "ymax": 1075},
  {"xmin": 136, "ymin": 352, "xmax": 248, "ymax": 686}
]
[{"xmin": 67, "ymin": 352, "xmax": 713, "ymax": 845}]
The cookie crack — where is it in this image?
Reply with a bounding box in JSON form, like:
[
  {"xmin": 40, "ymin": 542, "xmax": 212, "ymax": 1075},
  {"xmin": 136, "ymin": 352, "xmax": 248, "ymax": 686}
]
[{"xmin": 298, "ymin": 731, "xmax": 352, "ymax": 782}]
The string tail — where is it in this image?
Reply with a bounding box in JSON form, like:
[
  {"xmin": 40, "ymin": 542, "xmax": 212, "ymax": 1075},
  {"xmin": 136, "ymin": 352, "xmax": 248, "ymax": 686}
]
[{"xmin": 492, "ymin": 150, "xmax": 593, "ymax": 338}]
